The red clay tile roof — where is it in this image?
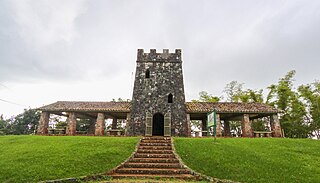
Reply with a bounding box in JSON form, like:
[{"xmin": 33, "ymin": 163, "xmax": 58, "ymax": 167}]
[
  {"xmin": 38, "ymin": 101, "xmax": 131, "ymax": 112},
  {"xmin": 39, "ymin": 101, "xmax": 279, "ymax": 114},
  {"xmin": 185, "ymin": 102, "xmax": 280, "ymax": 113}
]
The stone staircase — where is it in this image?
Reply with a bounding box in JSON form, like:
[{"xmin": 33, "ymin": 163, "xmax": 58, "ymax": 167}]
[{"xmin": 108, "ymin": 136, "xmax": 197, "ymax": 180}]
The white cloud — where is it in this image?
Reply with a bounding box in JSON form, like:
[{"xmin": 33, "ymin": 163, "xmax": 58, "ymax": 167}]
[
  {"xmin": 11, "ymin": 0, "xmax": 86, "ymax": 47},
  {"xmin": 1, "ymin": 0, "xmax": 320, "ymax": 116}
]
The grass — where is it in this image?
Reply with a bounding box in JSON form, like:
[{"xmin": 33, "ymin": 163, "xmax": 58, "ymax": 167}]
[
  {"xmin": 0, "ymin": 135, "xmax": 139, "ymax": 183},
  {"xmin": 2, "ymin": 136, "xmax": 319, "ymax": 183},
  {"xmin": 174, "ymin": 138, "xmax": 320, "ymax": 183}
]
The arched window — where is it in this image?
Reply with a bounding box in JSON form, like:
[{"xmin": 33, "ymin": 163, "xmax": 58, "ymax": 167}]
[
  {"xmin": 145, "ymin": 69, "xmax": 150, "ymax": 78},
  {"xmin": 168, "ymin": 93, "xmax": 173, "ymax": 103}
]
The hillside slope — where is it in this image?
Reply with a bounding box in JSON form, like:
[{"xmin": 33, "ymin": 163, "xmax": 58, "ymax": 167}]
[
  {"xmin": 174, "ymin": 138, "xmax": 320, "ymax": 183},
  {"xmin": 0, "ymin": 136, "xmax": 139, "ymax": 183}
]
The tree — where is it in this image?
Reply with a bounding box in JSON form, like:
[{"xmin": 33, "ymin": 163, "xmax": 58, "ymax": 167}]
[
  {"xmin": 191, "ymin": 91, "xmax": 220, "ymax": 102},
  {"xmin": 223, "ymin": 81, "xmax": 264, "ymax": 103},
  {"xmin": 223, "ymin": 81, "xmax": 244, "ymax": 102},
  {"xmin": 298, "ymin": 81, "xmax": 320, "ymax": 139},
  {"xmin": 0, "ymin": 115, "xmax": 9, "ymax": 135},
  {"xmin": 266, "ymin": 70, "xmax": 309, "ymax": 138},
  {"xmin": 76, "ymin": 118, "xmax": 94, "ymax": 133},
  {"xmin": 8, "ymin": 108, "xmax": 41, "ymax": 135}
]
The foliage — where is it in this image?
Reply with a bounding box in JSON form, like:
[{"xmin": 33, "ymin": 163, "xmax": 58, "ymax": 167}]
[
  {"xmin": 174, "ymin": 138, "xmax": 320, "ymax": 183},
  {"xmin": 55, "ymin": 121, "xmax": 67, "ymax": 129},
  {"xmin": 223, "ymin": 81, "xmax": 264, "ymax": 103},
  {"xmin": 195, "ymin": 70, "xmax": 319, "ymax": 138},
  {"xmin": 0, "ymin": 115, "xmax": 9, "ymax": 135},
  {"xmin": 191, "ymin": 91, "xmax": 219, "ymax": 102},
  {"xmin": 223, "ymin": 81, "xmax": 244, "ymax": 102},
  {"xmin": 0, "ymin": 136, "xmax": 139, "ymax": 183},
  {"xmin": 266, "ymin": 70, "xmax": 309, "ymax": 138},
  {"xmin": 298, "ymin": 81, "xmax": 320, "ymax": 139},
  {"xmin": 7, "ymin": 108, "xmax": 40, "ymax": 135},
  {"xmin": 251, "ymin": 119, "xmax": 268, "ymax": 131},
  {"xmin": 228, "ymin": 121, "xmax": 242, "ymax": 137},
  {"xmin": 76, "ymin": 118, "xmax": 94, "ymax": 132}
]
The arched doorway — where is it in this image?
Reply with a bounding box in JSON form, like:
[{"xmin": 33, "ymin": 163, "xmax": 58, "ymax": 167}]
[{"xmin": 152, "ymin": 113, "xmax": 164, "ymax": 136}]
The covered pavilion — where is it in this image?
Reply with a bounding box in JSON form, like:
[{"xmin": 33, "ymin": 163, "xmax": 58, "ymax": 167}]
[{"xmin": 38, "ymin": 101, "xmax": 282, "ymax": 137}]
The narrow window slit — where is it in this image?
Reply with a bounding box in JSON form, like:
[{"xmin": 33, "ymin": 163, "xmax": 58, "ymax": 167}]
[
  {"xmin": 168, "ymin": 93, "xmax": 173, "ymax": 103},
  {"xmin": 145, "ymin": 69, "xmax": 150, "ymax": 78}
]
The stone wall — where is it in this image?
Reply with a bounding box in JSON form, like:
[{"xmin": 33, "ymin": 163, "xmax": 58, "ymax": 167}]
[{"xmin": 129, "ymin": 49, "xmax": 188, "ymax": 136}]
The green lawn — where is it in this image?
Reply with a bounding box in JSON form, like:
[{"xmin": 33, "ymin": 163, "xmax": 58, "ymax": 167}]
[
  {"xmin": 0, "ymin": 135, "xmax": 139, "ymax": 183},
  {"xmin": 174, "ymin": 138, "xmax": 320, "ymax": 183}
]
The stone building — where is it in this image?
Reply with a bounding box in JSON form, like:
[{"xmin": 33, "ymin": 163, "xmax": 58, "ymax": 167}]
[
  {"xmin": 129, "ymin": 49, "xmax": 187, "ymax": 137},
  {"xmin": 38, "ymin": 49, "xmax": 282, "ymax": 137}
]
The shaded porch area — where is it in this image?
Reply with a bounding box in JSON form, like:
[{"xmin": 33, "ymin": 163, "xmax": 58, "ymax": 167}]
[
  {"xmin": 37, "ymin": 101, "xmax": 131, "ymax": 136},
  {"xmin": 186, "ymin": 102, "xmax": 283, "ymax": 137}
]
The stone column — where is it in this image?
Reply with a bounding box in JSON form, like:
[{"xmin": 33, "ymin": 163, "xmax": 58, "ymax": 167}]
[
  {"xmin": 67, "ymin": 112, "xmax": 77, "ymax": 135},
  {"xmin": 241, "ymin": 114, "xmax": 253, "ymax": 137},
  {"xmin": 37, "ymin": 112, "xmax": 50, "ymax": 134},
  {"xmin": 112, "ymin": 118, "xmax": 118, "ymax": 129},
  {"xmin": 125, "ymin": 113, "xmax": 131, "ymax": 136},
  {"xmin": 216, "ymin": 114, "xmax": 222, "ymax": 137},
  {"xmin": 95, "ymin": 113, "xmax": 105, "ymax": 136},
  {"xmin": 224, "ymin": 120, "xmax": 231, "ymax": 137},
  {"xmin": 271, "ymin": 114, "xmax": 282, "ymax": 137},
  {"xmin": 186, "ymin": 114, "xmax": 191, "ymax": 137}
]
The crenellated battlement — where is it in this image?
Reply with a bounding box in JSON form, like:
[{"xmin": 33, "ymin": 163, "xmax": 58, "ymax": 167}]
[{"xmin": 137, "ymin": 49, "xmax": 182, "ymax": 62}]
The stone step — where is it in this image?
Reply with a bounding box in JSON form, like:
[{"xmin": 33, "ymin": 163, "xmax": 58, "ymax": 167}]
[
  {"xmin": 142, "ymin": 137, "xmax": 171, "ymax": 140},
  {"xmin": 136, "ymin": 149, "xmax": 173, "ymax": 154},
  {"xmin": 129, "ymin": 158, "xmax": 179, "ymax": 163},
  {"xmin": 134, "ymin": 153, "xmax": 175, "ymax": 158},
  {"xmin": 139, "ymin": 143, "xmax": 171, "ymax": 146},
  {"xmin": 108, "ymin": 137, "xmax": 197, "ymax": 180},
  {"xmin": 141, "ymin": 139, "xmax": 171, "ymax": 143},
  {"xmin": 109, "ymin": 173, "xmax": 195, "ymax": 180},
  {"xmin": 123, "ymin": 162, "xmax": 182, "ymax": 169},
  {"xmin": 115, "ymin": 168, "xmax": 191, "ymax": 175},
  {"xmin": 138, "ymin": 145, "xmax": 172, "ymax": 150}
]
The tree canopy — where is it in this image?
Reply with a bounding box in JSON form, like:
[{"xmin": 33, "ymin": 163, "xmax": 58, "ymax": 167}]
[{"xmin": 194, "ymin": 70, "xmax": 319, "ymax": 139}]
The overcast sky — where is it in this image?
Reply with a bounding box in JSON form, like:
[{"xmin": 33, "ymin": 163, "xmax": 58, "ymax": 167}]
[{"xmin": 1, "ymin": 0, "xmax": 320, "ymax": 117}]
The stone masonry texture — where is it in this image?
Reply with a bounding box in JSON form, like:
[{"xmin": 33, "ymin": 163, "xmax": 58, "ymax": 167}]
[
  {"xmin": 95, "ymin": 113, "xmax": 105, "ymax": 136},
  {"xmin": 271, "ymin": 114, "xmax": 282, "ymax": 137},
  {"xmin": 128, "ymin": 49, "xmax": 188, "ymax": 136},
  {"xmin": 67, "ymin": 112, "xmax": 77, "ymax": 135},
  {"xmin": 241, "ymin": 114, "xmax": 253, "ymax": 137},
  {"xmin": 37, "ymin": 112, "xmax": 49, "ymax": 134}
]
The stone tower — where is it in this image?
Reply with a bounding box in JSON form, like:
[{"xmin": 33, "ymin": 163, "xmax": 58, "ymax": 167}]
[{"xmin": 128, "ymin": 49, "xmax": 188, "ymax": 136}]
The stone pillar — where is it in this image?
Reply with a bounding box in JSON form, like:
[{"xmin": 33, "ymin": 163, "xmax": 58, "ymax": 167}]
[
  {"xmin": 241, "ymin": 114, "xmax": 253, "ymax": 137},
  {"xmin": 186, "ymin": 114, "xmax": 191, "ymax": 137},
  {"xmin": 224, "ymin": 120, "xmax": 231, "ymax": 137},
  {"xmin": 271, "ymin": 114, "xmax": 282, "ymax": 137},
  {"xmin": 95, "ymin": 113, "xmax": 105, "ymax": 136},
  {"xmin": 37, "ymin": 112, "xmax": 50, "ymax": 134},
  {"xmin": 112, "ymin": 118, "xmax": 118, "ymax": 129},
  {"xmin": 67, "ymin": 112, "xmax": 77, "ymax": 135},
  {"xmin": 125, "ymin": 113, "xmax": 131, "ymax": 136},
  {"xmin": 216, "ymin": 114, "xmax": 222, "ymax": 137}
]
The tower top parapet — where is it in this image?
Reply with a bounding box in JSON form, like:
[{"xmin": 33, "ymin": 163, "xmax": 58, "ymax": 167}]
[{"xmin": 137, "ymin": 49, "xmax": 182, "ymax": 62}]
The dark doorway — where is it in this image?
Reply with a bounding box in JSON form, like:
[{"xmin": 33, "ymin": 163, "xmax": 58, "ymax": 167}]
[{"xmin": 152, "ymin": 113, "xmax": 164, "ymax": 136}]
